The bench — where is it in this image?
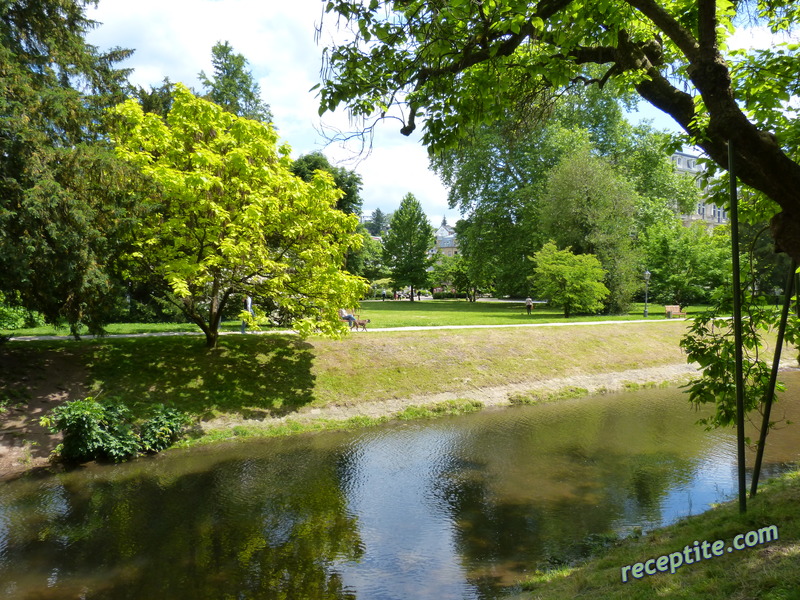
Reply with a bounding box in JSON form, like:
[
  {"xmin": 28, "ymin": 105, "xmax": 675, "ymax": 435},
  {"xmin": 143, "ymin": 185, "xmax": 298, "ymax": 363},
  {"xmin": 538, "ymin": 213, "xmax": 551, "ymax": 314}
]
[
  {"xmin": 664, "ymin": 305, "xmax": 686, "ymax": 318},
  {"xmin": 339, "ymin": 310, "xmax": 360, "ymax": 328}
]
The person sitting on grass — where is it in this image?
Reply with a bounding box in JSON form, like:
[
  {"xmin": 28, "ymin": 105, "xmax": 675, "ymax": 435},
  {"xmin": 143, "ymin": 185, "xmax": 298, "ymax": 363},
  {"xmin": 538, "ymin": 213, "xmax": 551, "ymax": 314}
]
[{"xmin": 338, "ymin": 308, "xmax": 357, "ymax": 326}]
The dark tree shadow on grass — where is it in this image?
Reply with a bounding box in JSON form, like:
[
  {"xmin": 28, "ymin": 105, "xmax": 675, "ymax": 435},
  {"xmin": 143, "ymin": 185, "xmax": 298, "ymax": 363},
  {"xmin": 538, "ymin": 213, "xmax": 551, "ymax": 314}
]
[{"xmin": 86, "ymin": 335, "xmax": 317, "ymax": 420}]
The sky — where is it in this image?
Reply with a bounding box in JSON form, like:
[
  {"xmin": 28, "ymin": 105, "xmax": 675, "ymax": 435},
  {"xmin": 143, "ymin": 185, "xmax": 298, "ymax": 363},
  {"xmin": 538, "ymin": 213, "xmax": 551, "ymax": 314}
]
[{"xmin": 83, "ymin": 1, "xmax": 776, "ymax": 225}]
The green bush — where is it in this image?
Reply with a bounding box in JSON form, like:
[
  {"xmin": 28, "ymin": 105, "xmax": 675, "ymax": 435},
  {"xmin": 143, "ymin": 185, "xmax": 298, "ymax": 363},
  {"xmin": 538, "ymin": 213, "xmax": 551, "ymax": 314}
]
[
  {"xmin": 40, "ymin": 397, "xmax": 191, "ymax": 463},
  {"xmin": 139, "ymin": 405, "xmax": 192, "ymax": 452}
]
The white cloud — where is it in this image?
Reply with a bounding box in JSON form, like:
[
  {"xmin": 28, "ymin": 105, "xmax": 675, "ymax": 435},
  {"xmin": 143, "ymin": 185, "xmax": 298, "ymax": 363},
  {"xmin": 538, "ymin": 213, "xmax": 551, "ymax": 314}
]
[{"xmin": 85, "ymin": 0, "xmax": 453, "ymax": 224}]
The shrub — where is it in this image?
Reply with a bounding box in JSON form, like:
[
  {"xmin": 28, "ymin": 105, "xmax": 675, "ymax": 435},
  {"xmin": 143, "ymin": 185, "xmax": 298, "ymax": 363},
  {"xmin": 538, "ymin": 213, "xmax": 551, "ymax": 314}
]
[
  {"xmin": 139, "ymin": 405, "xmax": 192, "ymax": 452},
  {"xmin": 40, "ymin": 397, "xmax": 191, "ymax": 463}
]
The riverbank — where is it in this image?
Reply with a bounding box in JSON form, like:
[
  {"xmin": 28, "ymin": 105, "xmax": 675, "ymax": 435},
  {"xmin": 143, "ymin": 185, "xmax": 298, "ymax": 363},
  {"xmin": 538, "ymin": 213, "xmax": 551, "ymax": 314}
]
[
  {"xmin": 1, "ymin": 321, "xmax": 700, "ymax": 477},
  {"xmin": 518, "ymin": 466, "xmax": 800, "ymax": 599}
]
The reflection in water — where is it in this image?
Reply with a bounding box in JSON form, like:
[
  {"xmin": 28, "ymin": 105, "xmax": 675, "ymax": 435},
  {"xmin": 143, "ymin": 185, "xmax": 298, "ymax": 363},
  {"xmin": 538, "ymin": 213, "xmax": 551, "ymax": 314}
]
[{"xmin": 1, "ymin": 375, "xmax": 799, "ymax": 599}]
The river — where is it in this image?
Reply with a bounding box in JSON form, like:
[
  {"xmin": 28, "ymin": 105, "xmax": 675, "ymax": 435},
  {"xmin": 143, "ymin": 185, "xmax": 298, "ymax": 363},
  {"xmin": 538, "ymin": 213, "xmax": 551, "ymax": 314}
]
[{"xmin": 1, "ymin": 373, "xmax": 799, "ymax": 599}]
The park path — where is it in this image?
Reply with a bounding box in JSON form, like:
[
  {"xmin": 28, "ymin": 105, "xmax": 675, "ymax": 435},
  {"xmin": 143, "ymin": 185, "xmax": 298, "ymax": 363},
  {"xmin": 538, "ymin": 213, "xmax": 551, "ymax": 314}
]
[{"xmin": 5, "ymin": 317, "xmax": 686, "ymax": 342}]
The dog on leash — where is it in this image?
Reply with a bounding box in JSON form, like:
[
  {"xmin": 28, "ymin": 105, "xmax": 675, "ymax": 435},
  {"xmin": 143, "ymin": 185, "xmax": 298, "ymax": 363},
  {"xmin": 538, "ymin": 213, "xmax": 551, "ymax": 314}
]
[{"xmin": 351, "ymin": 318, "xmax": 371, "ymax": 331}]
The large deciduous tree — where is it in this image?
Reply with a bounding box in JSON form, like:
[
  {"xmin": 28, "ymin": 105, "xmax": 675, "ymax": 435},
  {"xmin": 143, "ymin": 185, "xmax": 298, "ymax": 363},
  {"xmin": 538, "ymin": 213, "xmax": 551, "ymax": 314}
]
[
  {"xmin": 540, "ymin": 145, "xmax": 639, "ymax": 313},
  {"xmin": 319, "ymin": 0, "xmax": 800, "ymax": 262},
  {"xmin": 382, "ymin": 193, "xmax": 435, "ymax": 299},
  {"xmin": 0, "ymin": 0, "xmax": 137, "ymax": 336},
  {"xmin": 107, "ymin": 85, "xmax": 367, "ymax": 347},
  {"xmin": 290, "ymin": 151, "xmax": 363, "ymax": 216}
]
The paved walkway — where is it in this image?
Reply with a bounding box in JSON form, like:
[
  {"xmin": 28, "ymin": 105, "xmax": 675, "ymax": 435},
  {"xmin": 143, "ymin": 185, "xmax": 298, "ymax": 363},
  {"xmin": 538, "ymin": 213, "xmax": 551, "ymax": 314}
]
[{"xmin": 5, "ymin": 318, "xmax": 687, "ymax": 341}]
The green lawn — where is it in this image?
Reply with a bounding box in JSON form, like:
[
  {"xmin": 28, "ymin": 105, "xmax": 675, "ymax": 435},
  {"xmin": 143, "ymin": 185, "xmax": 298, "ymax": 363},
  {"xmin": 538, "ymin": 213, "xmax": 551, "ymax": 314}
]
[
  {"xmin": 355, "ymin": 299, "xmax": 712, "ymax": 328},
  {"xmin": 1, "ymin": 299, "xmax": 714, "ymax": 337}
]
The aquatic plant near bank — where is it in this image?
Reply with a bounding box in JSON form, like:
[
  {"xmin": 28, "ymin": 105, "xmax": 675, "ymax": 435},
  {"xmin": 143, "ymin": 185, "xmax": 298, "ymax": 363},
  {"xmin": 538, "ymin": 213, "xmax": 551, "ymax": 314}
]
[{"xmin": 40, "ymin": 397, "xmax": 191, "ymax": 463}]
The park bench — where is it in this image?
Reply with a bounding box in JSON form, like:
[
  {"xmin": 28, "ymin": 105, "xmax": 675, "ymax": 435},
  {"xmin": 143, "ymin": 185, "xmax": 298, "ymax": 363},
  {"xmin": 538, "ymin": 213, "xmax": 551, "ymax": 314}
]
[
  {"xmin": 664, "ymin": 305, "xmax": 686, "ymax": 318},
  {"xmin": 339, "ymin": 309, "xmax": 360, "ymax": 327}
]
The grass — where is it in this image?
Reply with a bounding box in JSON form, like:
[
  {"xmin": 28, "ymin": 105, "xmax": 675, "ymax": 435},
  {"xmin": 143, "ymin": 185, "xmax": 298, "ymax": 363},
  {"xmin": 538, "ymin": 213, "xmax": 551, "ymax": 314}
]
[
  {"xmin": 1, "ymin": 299, "xmax": 713, "ymax": 337},
  {"xmin": 518, "ymin": 468, "xmax": 800, "ymax": 600},
  {"xmin": 351, "ymin": 299, "xmax": 712, "ymax": 328}
]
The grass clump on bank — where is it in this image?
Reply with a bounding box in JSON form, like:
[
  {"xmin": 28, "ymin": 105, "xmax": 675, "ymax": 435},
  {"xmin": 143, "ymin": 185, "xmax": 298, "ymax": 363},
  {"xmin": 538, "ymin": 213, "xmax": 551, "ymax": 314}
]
[
  {"xmin": 508, "ymin": 386, "xmax": 590, "ymax": 405},
  {"xmin": 519, "ymin": 468, "xmax": 800, "ymax": 600}
]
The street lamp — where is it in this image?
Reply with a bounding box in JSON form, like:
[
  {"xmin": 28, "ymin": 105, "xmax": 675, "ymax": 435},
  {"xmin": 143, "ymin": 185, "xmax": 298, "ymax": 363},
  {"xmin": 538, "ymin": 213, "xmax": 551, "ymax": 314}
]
[{"xmin": 643, "ymin": 270, "xmax": 651, "ymax": 318}]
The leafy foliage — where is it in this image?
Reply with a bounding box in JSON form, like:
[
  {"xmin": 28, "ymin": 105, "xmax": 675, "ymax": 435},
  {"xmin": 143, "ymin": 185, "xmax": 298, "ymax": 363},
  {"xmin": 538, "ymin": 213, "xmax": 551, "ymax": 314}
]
[
  {"xmin": 290, "ymin": 151, "xmax": 363, "ymax": 216},
  {"xmin": 680, "ymin": 300, "xmax": 800, "ymax": 432},
  {"xmin": 540, "ymin": 146, "xmax": 638, "ymax": 313},
  {"xmin": 107, "ymin": 84, "xmax": 368, "ymax": 347},
  {"xmin": 319, "ymin": 0, "xmax": 800, "ymax": 263},
  {"xmin": 640, "ymin": 220, "xmax": 730, "ymax": 306},
  {"xmin": 40, "ymin": 398, "xmax": 190, "ymax": 463},
  {"xmin": 530, "ymin": 242, "xmax": 609, "ymax": 318}
]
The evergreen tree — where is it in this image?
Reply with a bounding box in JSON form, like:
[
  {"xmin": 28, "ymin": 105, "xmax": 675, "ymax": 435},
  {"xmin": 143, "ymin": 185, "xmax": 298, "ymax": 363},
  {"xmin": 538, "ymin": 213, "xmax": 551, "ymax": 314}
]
[
  {"xmin": 382, "ymin": 194, "xmax": 434, "ymax": 300},
  {"xmin": 198, "ymin": 41, "xmax": 272, "ymax": 122},
  {"xmin": 365, "ymin": 208, "xmax": 390, "ymax": 236},
  {"xmin": 0, "ymin": 0, "xmax": 139, "ymax": 335}
]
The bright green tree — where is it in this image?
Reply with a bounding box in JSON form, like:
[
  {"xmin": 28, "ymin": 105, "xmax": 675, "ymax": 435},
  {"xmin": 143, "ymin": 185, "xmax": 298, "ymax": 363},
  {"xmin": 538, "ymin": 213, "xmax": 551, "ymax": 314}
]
[
  {"xmin": 530, "ymin": 242, "xmax": 609, "ymax": 318},
  {"xmin": 198, "ymin": 41, "xmax": 272, "ymax": 122},
  {"xmin": 382, "ymin": 194, "xmax": 435, "ymax": 300},
  {"xmin": 0, "ymin": 0, "xmax": 137, "ymax": 336},
  {"xmin": 641, "ymin": 219, "xmax": 730, "ymax": 307},
  {"xmin": 107, "ymin": 84, "xmax": 367, "ymax": 347}
]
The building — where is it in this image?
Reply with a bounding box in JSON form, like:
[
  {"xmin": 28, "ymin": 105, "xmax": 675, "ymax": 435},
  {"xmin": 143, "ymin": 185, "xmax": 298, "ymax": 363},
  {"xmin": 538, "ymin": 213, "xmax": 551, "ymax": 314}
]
[
  {"xmin": 671, "ymin": 151, "xmax": 728, "ymax": 227},
  {"xmin": 432, "ymin": 219, "xmax": 458, "ymax": 257}
]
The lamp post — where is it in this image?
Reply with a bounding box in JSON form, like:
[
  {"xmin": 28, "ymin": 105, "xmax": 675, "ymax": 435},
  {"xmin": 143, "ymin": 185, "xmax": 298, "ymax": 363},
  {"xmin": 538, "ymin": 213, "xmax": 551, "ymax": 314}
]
[{"xmin": 643, "ymin": 270, "xmax": 651, "ymax": 318}]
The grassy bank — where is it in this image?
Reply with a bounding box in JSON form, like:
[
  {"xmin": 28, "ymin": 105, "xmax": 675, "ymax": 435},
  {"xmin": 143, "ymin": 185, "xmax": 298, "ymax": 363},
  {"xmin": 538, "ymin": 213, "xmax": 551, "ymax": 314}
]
[
  {"xmin": 53, "ymin": 322, "xmax": 687, "ymax": 414},
  {"xmin": 519, "ymin": 468, "xmax": 800, "ymax": 600},
  {"xmin": 1, "ymin": 321, "xmax": 692, "ymax": 448}
]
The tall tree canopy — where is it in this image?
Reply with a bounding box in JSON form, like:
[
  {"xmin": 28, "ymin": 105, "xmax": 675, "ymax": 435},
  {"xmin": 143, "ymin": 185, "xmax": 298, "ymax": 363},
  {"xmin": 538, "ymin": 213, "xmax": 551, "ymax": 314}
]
[
  {"xmin": 107, "ymin": 85, "xmax": 366, "ymax": 347},
  {"xmin": 290, "ymin": 151, "xmax": 363, "ymax": 216},
  {"xmin": 382, "ymin": 193, "xmax": 435, "ymax": 299},
  {"xmin": 199, "ymin": 41, "xmax": 272, "ymax": 123},
  {"xmin": 540, "ymin": 145, "xmax": 639, "ymax": 312},
  {"xmin": 319, "ymin": 0, "xmax": 800, "ymax": 261},
  {"xmin": 0, "ymin": 0, "xmax": 136, "ymax": 335}
]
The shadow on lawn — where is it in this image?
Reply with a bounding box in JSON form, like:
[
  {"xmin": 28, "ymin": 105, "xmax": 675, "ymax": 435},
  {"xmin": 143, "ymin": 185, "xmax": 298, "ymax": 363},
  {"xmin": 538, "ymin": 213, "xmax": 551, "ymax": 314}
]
[{"xmin": 87, "ymin": 335, "xmax": 317, "ymax": 420}]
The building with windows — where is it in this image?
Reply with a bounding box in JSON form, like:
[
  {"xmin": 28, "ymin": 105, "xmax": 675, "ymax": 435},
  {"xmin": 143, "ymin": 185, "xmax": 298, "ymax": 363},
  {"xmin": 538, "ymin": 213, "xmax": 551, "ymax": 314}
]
[
  {"xmin": 671, "ymin": 151, "xmax": 728, "ymax": 227},
  {"xmin": 432, "ymin": 219, "xmax": 458, "ymax": 257}
]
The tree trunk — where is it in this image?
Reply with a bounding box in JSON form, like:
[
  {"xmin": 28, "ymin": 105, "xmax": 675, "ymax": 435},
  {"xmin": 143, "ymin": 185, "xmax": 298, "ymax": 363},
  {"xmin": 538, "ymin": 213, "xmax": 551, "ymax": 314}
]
[{"xmin": 205, "ymin": 329, "xmax": 219, "ymax": 348}]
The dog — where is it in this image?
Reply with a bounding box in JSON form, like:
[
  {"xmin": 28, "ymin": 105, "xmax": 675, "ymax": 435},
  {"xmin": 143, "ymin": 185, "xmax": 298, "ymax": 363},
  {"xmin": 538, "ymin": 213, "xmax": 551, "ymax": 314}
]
[{"xmin": 351, "ymin": 318, "xmax": 371, "ymax": 331}]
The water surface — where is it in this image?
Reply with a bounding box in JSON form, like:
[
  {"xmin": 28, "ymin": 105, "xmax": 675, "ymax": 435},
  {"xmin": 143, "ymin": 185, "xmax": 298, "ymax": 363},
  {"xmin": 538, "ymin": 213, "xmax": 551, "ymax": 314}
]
[{"xmin": 1, "ymin": 374, "xmax": 799, "ymax": 599}]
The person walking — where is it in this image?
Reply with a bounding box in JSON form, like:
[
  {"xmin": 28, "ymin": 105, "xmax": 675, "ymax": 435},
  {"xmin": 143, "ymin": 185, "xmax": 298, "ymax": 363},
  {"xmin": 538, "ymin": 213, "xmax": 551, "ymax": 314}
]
[{"xmin": 525, "ymin": 297, "xmax": 533, "ymax": 316}]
